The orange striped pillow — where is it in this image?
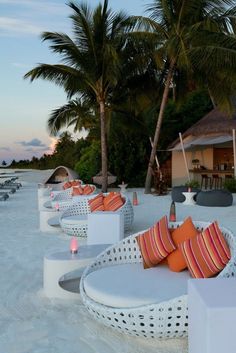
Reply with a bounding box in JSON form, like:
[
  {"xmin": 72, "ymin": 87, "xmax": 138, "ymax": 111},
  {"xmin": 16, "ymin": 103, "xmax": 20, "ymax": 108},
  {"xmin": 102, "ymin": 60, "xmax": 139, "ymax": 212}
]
[
  {"xmin": 70, "ymin": 180, "xmax": 81, "ymax": 187},
  {"xmin": 83, "ymin": 185, "xmax": 94, "ymax": 195},
  {"xmin": 88, "ymin": 193, "xmax": 105, "ymax": 212},
  {"xmin": 63, "ymin": 181, "xmax": 71, "ymax": 190},
  {"xmin": 180, "ymin": 221, "xmax": 231, "ymax": 278},
  {"xmin": 103, "ymin": 193, "xmax": 124, "ymax": 211},
  {"xmin": 72, "ymin": 186, "xmax": 83, "ymax": 196},
  {"xmin": 136, "ymin": 216, "xmax": 176, "ymax": 269}
]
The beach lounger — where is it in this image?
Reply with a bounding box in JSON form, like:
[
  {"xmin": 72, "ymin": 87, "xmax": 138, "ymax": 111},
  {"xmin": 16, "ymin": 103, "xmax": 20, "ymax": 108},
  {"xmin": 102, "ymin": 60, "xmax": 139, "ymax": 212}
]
[
  {"xmin": 80, "ymin": 221, "xmax": 236, "ymax": 339},
  {"xmin": 0, "ymin": 185, "xmax": 16, "ymax": 193},
  {"xmin": 0, "ymin": 192, "xmax": 9, "ymax": 201}
]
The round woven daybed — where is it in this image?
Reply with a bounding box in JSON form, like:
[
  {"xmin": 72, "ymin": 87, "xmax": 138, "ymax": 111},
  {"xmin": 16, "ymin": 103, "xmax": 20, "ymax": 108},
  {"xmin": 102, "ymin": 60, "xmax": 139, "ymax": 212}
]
[
  {"xmin": 51, "ymin": 185, "xmax": 97, "ymax": 211},
  {"xmin": 43, "ymin": 166, "xmax": 79, "ymax": 190},
  {"xmin": 59, "ymin": 194, "xmax": 134, "ymax": 237},
  {"xmin": 80, "ymin": 221, "xmax": 236, "ymax": 339}
]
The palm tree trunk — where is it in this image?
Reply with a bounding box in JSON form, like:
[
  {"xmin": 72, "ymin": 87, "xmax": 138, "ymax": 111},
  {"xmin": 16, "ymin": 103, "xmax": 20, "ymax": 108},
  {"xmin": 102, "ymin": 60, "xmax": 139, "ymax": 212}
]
[
  {"xmin": 144, "ymin": 60, "xmax": 176, "ymax": 194},
  {"xmin": 99, "ymin": 100, "xmax": 108, "ymax": 192}
]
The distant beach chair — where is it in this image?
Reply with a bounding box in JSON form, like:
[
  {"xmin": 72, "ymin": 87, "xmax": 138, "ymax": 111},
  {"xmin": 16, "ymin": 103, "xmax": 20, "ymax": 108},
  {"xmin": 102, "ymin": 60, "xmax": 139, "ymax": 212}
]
[
  {"xmin": 0, "ymin": 184, "xmax": 16, "ymax": 193},
  {"xmin": 80, "ymin": 221, "xmax": 236, "ymax": 339},
  {"xmin": 59, "ymin": 193, "xmax": 133, "ymax": 237},
  {"xmin": 0, "ymin": 192, "xmax": 9, "ymax": 201}
]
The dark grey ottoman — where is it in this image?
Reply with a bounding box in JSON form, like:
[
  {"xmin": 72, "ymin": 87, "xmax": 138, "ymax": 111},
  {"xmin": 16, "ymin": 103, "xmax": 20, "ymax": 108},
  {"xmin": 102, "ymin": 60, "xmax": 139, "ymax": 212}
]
[
  {"xmin": 171, "ymin": 186, "xmax": 200, "ymax": 203},
  {"xmin": 196, "ymin": 190, "xmax": 233, "ymax": 207}
]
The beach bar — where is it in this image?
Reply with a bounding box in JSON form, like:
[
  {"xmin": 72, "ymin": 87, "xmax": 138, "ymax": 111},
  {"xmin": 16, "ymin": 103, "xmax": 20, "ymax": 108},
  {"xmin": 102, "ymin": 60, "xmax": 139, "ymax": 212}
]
[{"xmin": 170, "ymin": 108, "xmax": 236, "ymax": 186}]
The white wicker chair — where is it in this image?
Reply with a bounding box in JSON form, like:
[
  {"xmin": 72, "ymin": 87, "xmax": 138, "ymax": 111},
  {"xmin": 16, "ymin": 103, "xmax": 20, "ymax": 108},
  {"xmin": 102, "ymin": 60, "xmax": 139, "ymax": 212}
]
[
  {"xmin": 80, "ymin": 221, "xmax": 236, "ymax": 339},
  {"xmin": 59, "ymin": 194, "xmax": 134, "ymax": 237},
  {"xmin": 51, "ymin": 185, "xmax": 97, "ymax": 211}
]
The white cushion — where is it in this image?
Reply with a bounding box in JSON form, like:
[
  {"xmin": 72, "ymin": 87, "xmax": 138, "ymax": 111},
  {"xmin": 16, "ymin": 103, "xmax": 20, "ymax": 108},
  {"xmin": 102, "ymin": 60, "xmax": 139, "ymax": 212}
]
[
  {"xmin": 83, "ymin": 263, "xmax": 191, "ymax": 308},
  {"xmin": 61, "ymin": 214, "xmax": 87, "ymax": 225}
]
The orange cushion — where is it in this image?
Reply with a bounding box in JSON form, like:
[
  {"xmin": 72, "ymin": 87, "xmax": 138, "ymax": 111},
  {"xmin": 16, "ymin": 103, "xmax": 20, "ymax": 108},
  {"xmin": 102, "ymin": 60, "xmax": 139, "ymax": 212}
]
[
  {"xmin": 103, "ymin": 192, "xmax": 124, "ymax": 211},
  {"xmin": 103, "ymin": 192, "xmax": 115, "ymax": 209},
  {"xmin": 180, "ymin": 221, "xmax": 231, "ymax": 278},
  {"xmin": 63, "ymin": 181, "xmax": 71, "ymax": 190},
  {"xmin": 83, "ymin": 185, "xmax": 94, "ymax": 195},
  {"xmin": 167, "ymin": 217, "xmax": 199, "ymax": 272},
  {"xmin": 136, "ymin": 216, "xmax": 176, "ymax": 269},
  {"xmin": 72, "ymin": 186, "xmax": 83, "ymax": 196},
  {"xmin": 88, "ymin": 193, "xmax": 105, "ymax": 212},
  {"xmin": 70, "ymin": 180, "xmax": 81, "ymax": 187}
]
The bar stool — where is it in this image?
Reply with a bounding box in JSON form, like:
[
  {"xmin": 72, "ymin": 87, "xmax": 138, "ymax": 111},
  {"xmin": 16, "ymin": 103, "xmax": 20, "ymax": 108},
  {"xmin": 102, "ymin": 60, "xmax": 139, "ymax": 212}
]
[
  {"xmin": 225, "ymin": 174, "xmax": 233, "ymax": 180},
  {"xmin": 211, "ymin": 174, "xmax": 223, "ymax": 189},
  {"xmin": 201, "ymin": 174, "xmax": 211, "ymax": 189}
]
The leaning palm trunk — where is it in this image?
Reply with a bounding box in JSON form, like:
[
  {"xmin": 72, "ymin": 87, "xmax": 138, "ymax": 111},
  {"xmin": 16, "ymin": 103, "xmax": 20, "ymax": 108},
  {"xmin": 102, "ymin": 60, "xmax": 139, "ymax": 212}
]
[
  {"xmin": 100, "ymin": 100, "xmax": 108, "ymax": 192},
  {"xmin": 144, "ymin": 61, "xmax": 176, "ymax": 194}
]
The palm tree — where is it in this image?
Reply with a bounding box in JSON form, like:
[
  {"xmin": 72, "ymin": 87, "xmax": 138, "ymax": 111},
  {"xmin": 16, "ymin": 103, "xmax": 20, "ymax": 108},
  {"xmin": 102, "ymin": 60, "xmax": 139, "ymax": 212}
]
[
  {"xmin": 132, "ymin": 0, "xmax": 236, "ymax": 193},
  {"xmin": 24, "ymin": 0, "xmax": 129, "ymax": 192}
]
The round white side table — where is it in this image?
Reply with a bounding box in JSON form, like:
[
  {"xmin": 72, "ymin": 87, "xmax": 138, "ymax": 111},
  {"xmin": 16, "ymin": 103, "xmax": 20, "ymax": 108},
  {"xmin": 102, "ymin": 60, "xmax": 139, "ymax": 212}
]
[
  {"xmin": 43, "ymin": 244, "xmax": 109, "ymax": 299},
  {"xmin": 182, "ymin": 192, "xmax": 197, "ymax": 205}
]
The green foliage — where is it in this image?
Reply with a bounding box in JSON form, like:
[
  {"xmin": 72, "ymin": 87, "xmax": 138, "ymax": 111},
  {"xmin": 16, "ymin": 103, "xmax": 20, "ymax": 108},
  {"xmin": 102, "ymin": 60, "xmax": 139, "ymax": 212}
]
[
  {"xmin": 74, "ymin": 141, "xmax": 101, "ymax": 183},
  {"xmin": 185, "ymin": 180, "xmax": 200, "ymax": 189},
  {"xmin": 223, "ymin": 178, "xmax": 236, "ymax": 193}
]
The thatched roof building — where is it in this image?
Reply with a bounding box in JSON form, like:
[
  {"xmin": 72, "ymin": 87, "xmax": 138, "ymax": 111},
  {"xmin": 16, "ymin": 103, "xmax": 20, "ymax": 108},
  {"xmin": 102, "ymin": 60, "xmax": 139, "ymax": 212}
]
[
  {"xmin": 170, "ymin": 107, "xmax": 236, "ymax": 186},
  {"xmin": 170, "ymin": 108, "xmax": 236, "ymax": 151},
  {"xmin": 182, "ymin": 108, "xmax": 236, "ymax": 137}
]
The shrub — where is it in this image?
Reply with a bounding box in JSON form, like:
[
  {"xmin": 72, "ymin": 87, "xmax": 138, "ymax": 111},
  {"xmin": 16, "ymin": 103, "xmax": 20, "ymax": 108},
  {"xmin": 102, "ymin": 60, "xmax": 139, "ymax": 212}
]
[
  {"xmin": 185, "ymin": 180, "xmax": 200, "ymax": 188},
  {"xmin": 74, "ymin": 141, "xmax": 101, "ymax": 183},
  {"xmin": 224, "ymin": 177, "xmax": 236, "ymax": 193}
]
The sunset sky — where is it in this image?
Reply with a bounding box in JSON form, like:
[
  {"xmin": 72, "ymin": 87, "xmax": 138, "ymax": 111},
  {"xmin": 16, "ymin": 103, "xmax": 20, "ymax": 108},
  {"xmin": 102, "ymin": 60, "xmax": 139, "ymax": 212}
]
[{"xmin": 0, "ymin": 0, "xmax": 145, "ymax": 164}]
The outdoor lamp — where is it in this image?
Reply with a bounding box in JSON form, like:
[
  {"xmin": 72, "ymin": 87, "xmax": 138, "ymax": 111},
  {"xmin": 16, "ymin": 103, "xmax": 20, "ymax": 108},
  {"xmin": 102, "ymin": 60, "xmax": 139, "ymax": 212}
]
[
  {"xmin": 169, "ymin": 201, "xmax": 176, "ymax": 222},
  {"xmin": 133, "ymin": 191, "xmax": 138, "ymax": 206},
  {"xmin": 70, "ymin": 237, "xmax": 78, "ymax": 254}
]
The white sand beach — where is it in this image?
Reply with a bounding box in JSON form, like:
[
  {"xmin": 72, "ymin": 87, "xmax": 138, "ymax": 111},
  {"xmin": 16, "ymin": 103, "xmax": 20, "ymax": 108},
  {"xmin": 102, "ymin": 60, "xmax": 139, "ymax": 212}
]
[{"xmin": 1, "ymin": 169, "xmax": 236, "ymax": 353}]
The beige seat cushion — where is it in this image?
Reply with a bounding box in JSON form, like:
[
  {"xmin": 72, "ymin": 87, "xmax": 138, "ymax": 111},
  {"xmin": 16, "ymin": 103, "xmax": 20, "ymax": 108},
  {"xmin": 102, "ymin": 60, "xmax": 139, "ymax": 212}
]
[{"xmin": 84, "ymin": 263, "xmax": 190, "ymax": 308}]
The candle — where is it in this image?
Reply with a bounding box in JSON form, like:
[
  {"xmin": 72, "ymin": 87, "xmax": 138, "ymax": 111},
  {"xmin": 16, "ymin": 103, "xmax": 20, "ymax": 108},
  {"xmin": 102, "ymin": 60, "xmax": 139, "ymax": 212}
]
[
  {"xmin": 70, "ymin": 237, "xmax": 78, "ymax": 254},
  {"xmin": 169, "ymin": 201, "xmax": 176, "ymax": 222}
]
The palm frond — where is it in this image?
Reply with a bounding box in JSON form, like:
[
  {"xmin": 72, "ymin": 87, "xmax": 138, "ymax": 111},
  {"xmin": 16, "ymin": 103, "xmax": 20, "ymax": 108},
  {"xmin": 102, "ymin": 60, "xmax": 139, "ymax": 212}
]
[{"xmin": 48, "ymin": 98, "xmax": 96, "ymax": 136}]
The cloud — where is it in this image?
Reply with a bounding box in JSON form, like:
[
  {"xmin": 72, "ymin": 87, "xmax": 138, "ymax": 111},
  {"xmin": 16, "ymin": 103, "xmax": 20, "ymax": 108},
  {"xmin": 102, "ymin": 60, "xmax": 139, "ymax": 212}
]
[
  {"xmin": 0, "ymin": 17, "xmax": 43, "ymax": 36},
  {"xmin": 0, "ymin": 0, "xmax": 66, "ymax": 14},
  {"xmin": 17, "ymin": 138, "xmax": 46, "ymax": 148},
  {"xmin": 0, "ymin": 147, "xmax": 10, "ymax": 151}
]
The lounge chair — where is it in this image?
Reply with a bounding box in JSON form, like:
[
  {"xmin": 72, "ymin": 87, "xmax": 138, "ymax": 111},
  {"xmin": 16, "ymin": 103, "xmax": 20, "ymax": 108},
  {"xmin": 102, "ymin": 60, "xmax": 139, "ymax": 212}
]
[
  {"xmin": 59, "ymin": 194, "xmax": 134, "ymax": 237},
  {"xmin": 0, "ymin": 184, "xmax": 16, "ymax": 193},
  {"xmin": 80, "ymin": 221, "xmax": 236, "ymax": 339},
  {"xmin": 0, "ymin": 192, "xmax": 9, "ymax": 201}
]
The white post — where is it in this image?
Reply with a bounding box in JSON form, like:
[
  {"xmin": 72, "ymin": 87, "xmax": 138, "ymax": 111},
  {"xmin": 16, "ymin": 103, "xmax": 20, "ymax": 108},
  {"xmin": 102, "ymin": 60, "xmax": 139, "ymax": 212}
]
[
  {"xmin": 149, "ymin": 137, "xmax": 163, "ymax": 180},
  {"xmin": 179, "ymin": 132, "xmax": 190, "ymax": 182},
  {"xmin": 233, "ymin": 129, "xmax": 236, "ymax": 178}
]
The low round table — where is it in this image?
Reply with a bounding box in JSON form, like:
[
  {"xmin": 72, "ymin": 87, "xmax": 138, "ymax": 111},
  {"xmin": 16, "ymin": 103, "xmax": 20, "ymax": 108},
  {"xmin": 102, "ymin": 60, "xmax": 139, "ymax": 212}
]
[
  {"xmin": 43, "ymin": 244, "xmax": 109, "ymax": 299},
  {"xmin": 182, "ymin": 192, "xmax": 197, "ymax": 205}
]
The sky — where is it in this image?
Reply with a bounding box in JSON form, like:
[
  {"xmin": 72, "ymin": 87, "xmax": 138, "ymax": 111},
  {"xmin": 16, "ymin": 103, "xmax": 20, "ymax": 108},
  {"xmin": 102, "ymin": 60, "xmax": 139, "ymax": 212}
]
[{"xmin": 0, "ymin": 0, "xmax": 146, "ymax": 164}]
